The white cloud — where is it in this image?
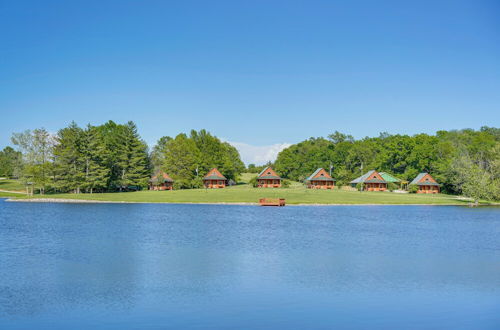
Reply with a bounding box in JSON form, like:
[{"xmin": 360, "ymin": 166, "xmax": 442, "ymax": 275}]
[{"xmin": 228, "ymin": 141, "xmax": 292, "ymax": 165}]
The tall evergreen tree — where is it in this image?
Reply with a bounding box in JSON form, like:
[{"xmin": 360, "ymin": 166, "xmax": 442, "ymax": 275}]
[
  {"xmin": 53, "ymin": 122, "xmax": 86, "ymax": 193},
  {"xmin": 83, "ymin": 125, "xmax": 110, "ymax": 193}
]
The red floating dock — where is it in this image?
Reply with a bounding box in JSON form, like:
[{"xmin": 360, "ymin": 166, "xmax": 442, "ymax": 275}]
[{"xmin": 259, "ymin": 198, "xmax": 286, "ymax": 206}]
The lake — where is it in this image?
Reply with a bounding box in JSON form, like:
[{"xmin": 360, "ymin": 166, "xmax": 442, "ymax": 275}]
[{"xmin": 1, "ymin": 200, "xmax": 499, "ymax": 329}]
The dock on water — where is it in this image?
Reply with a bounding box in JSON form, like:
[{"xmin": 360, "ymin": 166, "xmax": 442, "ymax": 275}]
[{"xmin": 259, "ymin": 198, "xmax": 286, "ymax": 206}]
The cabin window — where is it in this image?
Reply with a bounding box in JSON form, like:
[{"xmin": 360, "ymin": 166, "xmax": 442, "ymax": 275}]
[
  {"xmin": 267, "ymin": 172, "xmax": 271, "ymax": 175},
  {"xmin": 320, "ymin": 173, "xmax": 324, "ymax": 176}
]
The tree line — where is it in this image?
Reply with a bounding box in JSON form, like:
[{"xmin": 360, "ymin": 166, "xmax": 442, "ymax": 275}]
[
  {"xmin": 273, "ymin": 127, "xmax": 500, "ymax": 201},
  {"xmin": 1, "ymin": 123, "xmax": 498, "ymax": 201},
  {"xmin": 7, "ymin": 121, "xmax": 150, "ymax": 194},
  {"xmin": 1, "ymin": 122, "xmax": 245, "ymax": 193}
]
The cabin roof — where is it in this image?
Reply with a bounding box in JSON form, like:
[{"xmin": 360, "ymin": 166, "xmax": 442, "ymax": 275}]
[
  {"xmin": 151, "ymin": 171, "xmax": 174, "ymax": 182},
  {"xmin": 350, "ymin": 170, "xmax": 387, "ymax": 184},
  {"xmin": 379, "ymin": 172, "xmax": 401, "ymax": 183},
  {"xmin": 203, "ymin": 168, "xmax": 227, "ymax": 180},
  {"xmin": 306, "ymin": 168, "xmax": 335, "ymax": 181},
  {"xmin": 410, "ymin": 173, "xmax": 440, "ymax": 186},
  {"xmin": 258, "ymin": 166, "xmax": 281, "ymax": 179},
  {"xmin": 364, "ymin": 178, "xmax": 386, "ymax": 183}
]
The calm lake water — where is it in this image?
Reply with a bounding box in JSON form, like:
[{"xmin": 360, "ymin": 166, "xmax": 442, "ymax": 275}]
[{"xmin": 0, "ymin": 200, "xmax": 499, "ymax": 329}]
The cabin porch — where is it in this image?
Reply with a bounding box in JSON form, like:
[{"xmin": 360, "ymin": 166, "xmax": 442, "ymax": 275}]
[
  {"xmin": 150, "ymin": 182, "xmax": 173, "ymax": 191},
  {"xmin": 417, "ymin": 185, "xmax": 439, "ymax": 194},
  {"xmin": 204, "ymin": 180, "xmax": 226, "ymax": 188},
  {"xmin": 365, "ymin": 183, "xmax": 387, "ymax": 191},
  {"xmin": 258, "ymin": 179, "xmax": 281, "ymax": 188},
  {"xmin": 308, "ymin": 181, "xmax": 334, "ymax": 189}
]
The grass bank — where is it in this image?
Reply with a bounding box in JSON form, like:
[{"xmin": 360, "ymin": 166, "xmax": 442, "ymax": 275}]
[
  {"xmin": 0, "ymin": 179, "xmax": 25, "ymax": 192},
  {"xmin": 0, "ymin": 191, "xmax": 24, "ymax": 198},
  {"xmin": 10, "ymin": 186, "xmax": 472, "ymax": 205},
  {"xmin": 5, "ymin": 176, "xmax": 491, "ymax": 205}
]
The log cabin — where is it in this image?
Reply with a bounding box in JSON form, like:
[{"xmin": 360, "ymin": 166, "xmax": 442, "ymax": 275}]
[
  {"xmin": 410, "ymin": 173, "xmax": 440, "ymax": 194},
  {"xmin": 203, "ymin": 168, "xmax": 227, "ymax": 188},
  {"xmin": 350, "ymin": 170, "xmax": 387, "ymax": 191},
  {"xmin": 306, "ymin": 168, "xmax": 335, "ymax": 189},
  {"xmin": 257, "ymin": 166, "xmax": 281, "ymax": 188},
  {"xmin": 150, "ymin": 171, "xmax": 174, "ymax": 190}
]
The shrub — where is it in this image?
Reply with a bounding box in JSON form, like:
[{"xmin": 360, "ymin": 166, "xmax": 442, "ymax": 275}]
[
  {"xmin": 408, "ymin": 184, "xmax": 419, "ymax": 193},
  {"xmin": 249, "ymin": 176, "xmax": 259, "ymax": 188},
  {"xmin": 387, "ymin": 182, "xmax": 398, "ymax": 192},
  {"xmin": 356, "ymin": 182, "xmax": 364, "ymax": 191},
  {"xmin": 281, "ymin": 179, "xmax": 291, "ymax": 188},
  {"xmin": 191, "ymin": 177, "xmax": 204, "ymax": 189}
]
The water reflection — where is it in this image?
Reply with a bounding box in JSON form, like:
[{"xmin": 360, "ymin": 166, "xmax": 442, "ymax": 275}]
[{"xmin": 0, "ymin": 201, "xmax": 499, "ymax": 328}]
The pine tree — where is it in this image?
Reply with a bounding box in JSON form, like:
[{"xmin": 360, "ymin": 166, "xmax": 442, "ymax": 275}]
[
  {"xmin": 53, "ymin": 122, "xmax": 85, "ymax": 193},
  {"xmin": 120, "ymin": 121, "xmax": 150, "ymax": 189},
  {"xmin": 83, "ymin": 125, "xmax": 110, "ymax": 193}
]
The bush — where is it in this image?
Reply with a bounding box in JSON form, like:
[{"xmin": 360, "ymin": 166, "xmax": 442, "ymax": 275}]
[
  {"xmin": 356, "ymin": 182, "xmax": 364, "ymax": 191},
  {"xmin": 408, "ymin": 184, "xmax": 418, "ymax": 193},
  {"xmin": 191, "ymin": 177, "xmax": 204, "ymax": 189},
  {"xmin": 387, "ymin": 182, "xmax": 398, "ymax": 192},
  {"xmin": 281, "ymin": 179, "xmax": 291, "ymax": 188},
  {"xmin": 249, "ymin": 176, "xmax": 259, "ymax": 188}
]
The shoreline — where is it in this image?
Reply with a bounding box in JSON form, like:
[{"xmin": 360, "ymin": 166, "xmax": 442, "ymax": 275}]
[{"xmin": 5, "ymin": 198, "xmax": 495, "ymax": 206}]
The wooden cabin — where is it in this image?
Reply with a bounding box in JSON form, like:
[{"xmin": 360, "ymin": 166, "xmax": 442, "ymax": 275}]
[
  {"xmin": 306, "ymin": 168, "xmax": 335, "ymax": 189},
  {"xmin": 350, "ymin": 170, "xmax": 387, "ymax": 191},
  {"xmin": 410, "ymin": 173, "xmax": 440, "ymax": 194},
  {"xmin": 150, "ymin": 171, "xmax": 174, "ymax": 190},
  {"xmin": 257, "ymin": 167, "xmax": 282, "ymax": 188},
  {"xmin": 203, "ymin": 168, "xmax": 227, "ymax": 188}
]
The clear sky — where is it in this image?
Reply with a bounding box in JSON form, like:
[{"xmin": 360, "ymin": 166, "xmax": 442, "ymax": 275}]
[{"xmin": 1, "ymin": 0, "xmax": 499, "ymax": 164}]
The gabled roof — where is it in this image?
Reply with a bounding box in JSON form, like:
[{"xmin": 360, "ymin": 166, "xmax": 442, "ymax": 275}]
[
  {"xmin": 350, "ymin": 170, "xmax": 387, "ymax": 184},
  {"xmin": 379, "ymin": 172, "xmax": 401, "ymax": 183},
  {"xmin": 151, "ymin": 171, "xmax": 174, "ymax": 182},
  {"xmin": 203, "ymin": 168, "xmax": 227, "ymax": 180},
  {"xmin": 410, "ymin": 173, "xmax": 440, "ymax": 186},
  {"xmin": 258, "ymin": 166, "xmax": 281, "ymax": 180},
  {"xmin": 306, "ymin": 168, "xmax": 335, "ymax": 182}
]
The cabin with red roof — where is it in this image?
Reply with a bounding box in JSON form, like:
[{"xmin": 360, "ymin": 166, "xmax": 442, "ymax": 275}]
[
  {"xmin": 203, "ymin": 168, "xmax": 227, "ymax": 188},
  {"xmin": 150, "ymin": 171, "xmax": 174, "ymax": 190},
  {"xmin": 350, "ymin": 170, "xmax": 387, "ymax": 191},
  {"xmin": 257, "ymin": 167, "xmax": 281, "ymax": 188},
  {"xmin": 410, "ymin": 173, "xmax": 440, "ymax": 194},
  {"xmin": 306, "ymin": 168, "xmax": 335, "ymax": 189}
]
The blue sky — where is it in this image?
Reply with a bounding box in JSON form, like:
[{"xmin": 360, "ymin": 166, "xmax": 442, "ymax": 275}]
[{"xmin": 1, "ymin": 0, "xmax": 499, "ymax": 164}]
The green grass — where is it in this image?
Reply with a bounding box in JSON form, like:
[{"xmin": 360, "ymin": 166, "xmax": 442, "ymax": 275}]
[
  {"xmin": 238, "ymin": 172, "xmax": 257, "ymax": 183},
  {"xmin": 13, "ymin": 185, "xmax": 474, "ymax": 205},
  {"xmin": 0, "ymin": 179, "xmax": 25, "ymax": 192},
  {"xmin": 0, "ymin": 191, "xmax": 25, "ymax": 197},
  {"xmin": 5, "ymin": 174, "xmax": 491, "ymax": 205}
]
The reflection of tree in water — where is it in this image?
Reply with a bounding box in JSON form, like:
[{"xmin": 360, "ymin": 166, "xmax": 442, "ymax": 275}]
[
  {"xmin": 2, "ymin": 202, "xmax": 500, "ymax": 327},
  {"xmin": 0, "ymin": 204, "xmax": 142, "ymax": 317}
]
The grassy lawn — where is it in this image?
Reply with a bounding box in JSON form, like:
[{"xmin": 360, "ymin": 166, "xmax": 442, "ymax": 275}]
[
  {"xmin": 0, "ymin": 191, "xmax": 25, "ymax": 197},
  {"xmin": 4, "ymin": 174, "xmax": 489, "ymax": 205},
  {"xmin": 0, "ymin": 179, "xmax": 25, "ymax": 192},
  {"xmin": 12, "ymin": 185, "xmax": 472, "ymax": 205}
]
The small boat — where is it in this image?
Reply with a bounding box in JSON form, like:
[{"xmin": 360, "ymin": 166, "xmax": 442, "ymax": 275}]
[{"xmin": 259, "ymin": 198, "xmax": 286, "ymax": 206}]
